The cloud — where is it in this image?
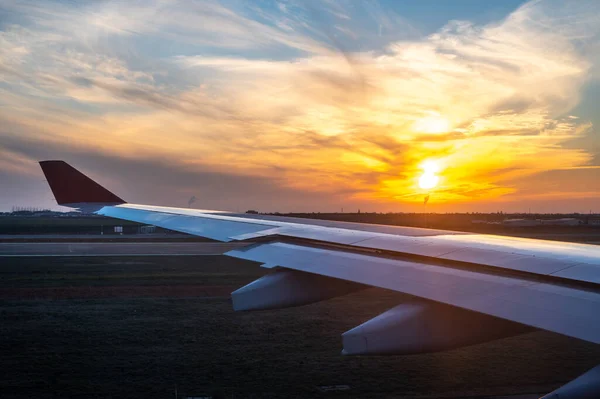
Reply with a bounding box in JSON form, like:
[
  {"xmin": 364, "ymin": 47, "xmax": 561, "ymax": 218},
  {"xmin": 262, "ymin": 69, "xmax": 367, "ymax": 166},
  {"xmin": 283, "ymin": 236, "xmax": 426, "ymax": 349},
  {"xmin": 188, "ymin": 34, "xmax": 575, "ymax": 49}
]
[
  {"xmin": 0, "ymin": 133, "xmax": 352, "ymax": 212},
  {"xmin": 1, "ymin": 0, "xmax": 599, "ymax": 212}
]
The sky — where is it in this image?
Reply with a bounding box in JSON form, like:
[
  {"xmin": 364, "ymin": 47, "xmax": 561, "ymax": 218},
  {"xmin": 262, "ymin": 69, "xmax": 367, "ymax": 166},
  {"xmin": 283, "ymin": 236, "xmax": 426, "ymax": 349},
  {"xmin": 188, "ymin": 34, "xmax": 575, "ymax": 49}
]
[{"xmin": 0, "ymin": 0, "xmax": 599, "ymax": 213}]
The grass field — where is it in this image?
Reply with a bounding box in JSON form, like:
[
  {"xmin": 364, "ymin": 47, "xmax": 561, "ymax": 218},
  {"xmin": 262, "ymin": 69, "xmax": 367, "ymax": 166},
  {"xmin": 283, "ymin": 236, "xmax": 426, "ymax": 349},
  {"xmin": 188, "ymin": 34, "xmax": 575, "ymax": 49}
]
[{"xmin": 2, "ymin": 256, "xmax": 600, "ymax": 398}]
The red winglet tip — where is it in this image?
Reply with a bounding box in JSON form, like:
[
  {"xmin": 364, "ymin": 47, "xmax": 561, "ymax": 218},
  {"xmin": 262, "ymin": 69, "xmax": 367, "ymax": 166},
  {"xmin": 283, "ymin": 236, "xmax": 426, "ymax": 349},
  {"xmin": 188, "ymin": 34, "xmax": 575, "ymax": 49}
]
[{"xmin": 39, "ymin": 160, "xmax": 125, "ymax": 206}]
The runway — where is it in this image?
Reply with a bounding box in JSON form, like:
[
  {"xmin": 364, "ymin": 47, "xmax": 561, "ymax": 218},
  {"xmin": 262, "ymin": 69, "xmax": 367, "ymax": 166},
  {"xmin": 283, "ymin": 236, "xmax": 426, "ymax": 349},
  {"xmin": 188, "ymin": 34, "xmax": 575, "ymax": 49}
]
[
  {"xmin": 0, "ymin": 233, "xmax": 199, "ymax": 241},
  {"xmin": 0, "ymin": 242, "xmax": 249, "ymax": 256}
]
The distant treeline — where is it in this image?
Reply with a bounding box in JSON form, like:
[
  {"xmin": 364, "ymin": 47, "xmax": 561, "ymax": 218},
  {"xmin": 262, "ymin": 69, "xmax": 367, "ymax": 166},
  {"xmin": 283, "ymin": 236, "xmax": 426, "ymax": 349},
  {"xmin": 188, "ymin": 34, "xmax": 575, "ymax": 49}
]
[{"xmin": 271, "ymin": 212, "xmax": 600, "ymax": 233}]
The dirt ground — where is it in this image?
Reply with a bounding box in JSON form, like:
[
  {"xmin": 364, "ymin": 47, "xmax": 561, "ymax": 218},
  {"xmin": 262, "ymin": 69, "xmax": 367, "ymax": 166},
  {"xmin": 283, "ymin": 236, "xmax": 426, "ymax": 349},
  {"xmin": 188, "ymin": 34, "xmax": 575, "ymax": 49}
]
[{"xmin": 1, "ymin": 256, "xmax": 600, "ymax": 398}]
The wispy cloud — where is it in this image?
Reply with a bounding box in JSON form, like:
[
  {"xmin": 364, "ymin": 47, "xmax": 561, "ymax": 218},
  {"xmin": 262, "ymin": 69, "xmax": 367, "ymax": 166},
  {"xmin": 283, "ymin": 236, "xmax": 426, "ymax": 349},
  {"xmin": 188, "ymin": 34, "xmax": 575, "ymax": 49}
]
[{"xmin": 0, "ymin": 0, "xmax": 599, "ymax": 211}]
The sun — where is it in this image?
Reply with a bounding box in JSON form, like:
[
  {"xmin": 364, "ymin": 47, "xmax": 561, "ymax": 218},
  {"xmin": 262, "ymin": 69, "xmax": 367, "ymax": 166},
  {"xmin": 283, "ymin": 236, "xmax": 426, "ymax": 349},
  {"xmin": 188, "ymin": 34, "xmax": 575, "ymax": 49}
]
[
  {"xmin": 418, "ymin": 160, "xmax": 440, "ymax": 190},
  {"xmin": 419, "ymin": 173, "xmax": 439, "ymax": 190}
]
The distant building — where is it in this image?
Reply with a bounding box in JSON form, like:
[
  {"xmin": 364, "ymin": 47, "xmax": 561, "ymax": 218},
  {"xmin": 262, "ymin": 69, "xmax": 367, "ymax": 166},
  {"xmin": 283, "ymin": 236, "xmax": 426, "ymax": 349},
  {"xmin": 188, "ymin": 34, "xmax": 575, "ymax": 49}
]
[
  {"xmin": 540, "ymin": 218, "xmax": 581, "ymax": 226},
  {"xmin": 502, "ymin": 219, "xmax": 541, "ymax": 227},
  {"xmin": 499, "ymin": 218, "xmax": 583, "ymax": 227},
  {"xmin": 138, "ymin": 225, "xmax": 157, "ymax": 234}
]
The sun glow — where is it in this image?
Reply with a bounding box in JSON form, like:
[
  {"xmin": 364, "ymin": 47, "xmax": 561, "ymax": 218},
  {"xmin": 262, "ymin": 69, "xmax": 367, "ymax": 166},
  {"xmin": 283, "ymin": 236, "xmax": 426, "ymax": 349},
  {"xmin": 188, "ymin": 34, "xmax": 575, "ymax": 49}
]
[
  {"xmin": 412, "ymin": 116, "xmax": 451, "ymax": 134},
  {"xmin": 418, "ymin": 160, "xmax": 440, "ymax": 190}
]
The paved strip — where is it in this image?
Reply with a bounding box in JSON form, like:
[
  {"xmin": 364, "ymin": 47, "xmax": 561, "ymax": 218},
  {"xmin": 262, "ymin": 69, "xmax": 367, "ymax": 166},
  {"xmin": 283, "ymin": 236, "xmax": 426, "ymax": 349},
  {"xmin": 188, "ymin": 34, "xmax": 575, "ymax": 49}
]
[
  {"xmin": 0, "ymin": 234, "xmax": 190, "ymax": 240},
  {"xmin": 0, "ymin": 234, "xmax": 211, "ymax": 242},
  {"xmin": 0, "ymin": 242, "xmax": 249, "ymax": 256},
  {"xmin": 0, "ymin": 285, "xmax": 235, "ymax": 300}
]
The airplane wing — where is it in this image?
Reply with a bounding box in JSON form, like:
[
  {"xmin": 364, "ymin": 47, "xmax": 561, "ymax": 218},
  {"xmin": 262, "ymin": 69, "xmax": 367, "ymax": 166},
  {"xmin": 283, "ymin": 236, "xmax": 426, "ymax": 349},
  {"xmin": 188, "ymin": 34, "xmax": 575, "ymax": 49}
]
[{"xmin": 39, "ymin": 160, "xmax": 600, "ymax": 397}]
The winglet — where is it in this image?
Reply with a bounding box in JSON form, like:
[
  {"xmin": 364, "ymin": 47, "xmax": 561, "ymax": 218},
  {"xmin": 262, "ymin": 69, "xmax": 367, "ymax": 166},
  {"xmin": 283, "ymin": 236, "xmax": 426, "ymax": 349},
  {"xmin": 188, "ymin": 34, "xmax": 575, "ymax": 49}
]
[{"xmin": 39, "ymin": 160, "xmax": 125, "ymax": 208}]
